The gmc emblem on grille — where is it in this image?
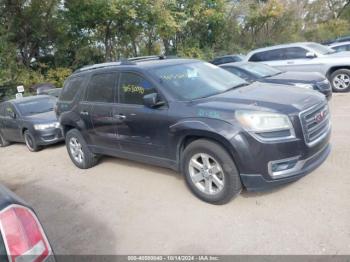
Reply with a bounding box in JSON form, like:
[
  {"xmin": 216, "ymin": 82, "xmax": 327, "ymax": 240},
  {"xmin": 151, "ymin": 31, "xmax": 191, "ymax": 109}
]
[{"xmin": 315, "ymin": 111, "xmax": 325, "ymax": 123}]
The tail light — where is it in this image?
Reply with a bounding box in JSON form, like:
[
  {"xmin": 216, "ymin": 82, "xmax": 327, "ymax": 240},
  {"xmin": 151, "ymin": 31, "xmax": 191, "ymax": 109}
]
[{"xmin": 0, "ymin": 205, "xmax": 53, "ymax": 262}]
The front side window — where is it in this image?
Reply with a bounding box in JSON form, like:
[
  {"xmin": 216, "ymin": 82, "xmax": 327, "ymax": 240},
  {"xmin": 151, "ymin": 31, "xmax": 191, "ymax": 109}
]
[
  {"xmin": 152, "ymin": 62, "xmax": 247, "ymax": 100},
  {"xmin": 60, "ymin": 77, "xmax": 84, "ymax": 101},
  {"xmin": 284, "ymin": 47, "xmax": 308, "ymax": 59},
  {"xmin": 119, "ymin": 73, "xmax": 156, "ymax": 105},
  {"xmin": 86, "ymin": 73, "xmax": 116, "ymax": 103},
  {"xmin": 17, "ymin": 98, "xmax": 56, "ymax": 116}
]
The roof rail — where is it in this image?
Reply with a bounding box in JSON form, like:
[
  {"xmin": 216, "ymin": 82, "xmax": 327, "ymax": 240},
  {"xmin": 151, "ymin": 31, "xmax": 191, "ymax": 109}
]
[
  {"xmin": 128, "ymin": 55, "xmax": 166, "ymax": 62},
  {"xmin": 74, "ymin": 62, "xmax": 122, "ymax": 73}
]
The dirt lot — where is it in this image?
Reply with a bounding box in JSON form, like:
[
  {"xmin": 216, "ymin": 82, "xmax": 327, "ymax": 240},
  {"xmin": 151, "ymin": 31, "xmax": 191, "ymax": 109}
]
[{"xmin": 0, "ymin": 93, "xmax": 349, "ymax": 255}]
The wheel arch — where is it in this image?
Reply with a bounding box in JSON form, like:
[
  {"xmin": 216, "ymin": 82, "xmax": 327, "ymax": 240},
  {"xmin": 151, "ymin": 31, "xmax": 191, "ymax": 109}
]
[
  {"xmin": 177, "ymin": 131, "xmax": 240, "ymax": 173},
  {"xmin": 326, "ymin": 66, "xmax": 350, "ymax": 79}
]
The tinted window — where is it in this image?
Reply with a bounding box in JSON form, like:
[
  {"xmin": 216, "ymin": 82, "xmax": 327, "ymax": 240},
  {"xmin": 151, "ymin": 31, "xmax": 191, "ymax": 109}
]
[
  {"xmin": 17, "ymin": 98, "xmax": 56, "ymax": 116},
  {"xmin": 60, "ymin": 77, "xmax": 84, "ymax": 101},
  {"xmin": 86, "ymin": 73, "xmax": 116, "ymax": 103},
  {"xmin": 284, "ymin": 47, "xmax": 308, "ymax": 59},
  {"xmin": 333, "ymin": 44, "xmax": 350, "ymax": 52},
  {"xmin": 119, "ymin": 73, "xmax": 156, "ymax": 105},
  {"xmin": 0, "ymin": 104, "xmax": 5, "ymax": 116},
  {"xmin": 249, "ymin": 49, "xmax": 284, "ymax": 62},
  {"xmin": 152, "ymin": 62, "xmax": 247, "ymax": 100}
]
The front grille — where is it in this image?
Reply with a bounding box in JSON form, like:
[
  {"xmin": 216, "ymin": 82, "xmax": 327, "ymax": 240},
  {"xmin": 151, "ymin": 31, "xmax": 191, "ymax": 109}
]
[{"xmin": 300, "ymin": 103, "xmax": 330, "ymax": 146}]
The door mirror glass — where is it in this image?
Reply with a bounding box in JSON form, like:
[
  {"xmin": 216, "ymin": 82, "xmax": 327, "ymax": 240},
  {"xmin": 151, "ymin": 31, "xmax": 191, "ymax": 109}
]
[
  {"xmin": 306, "ymin": 52, "xmax": 317, "ymax": 58},
  {"xmin": 143, "ymin": 93, "xmax": 165, "ymax": 108}
]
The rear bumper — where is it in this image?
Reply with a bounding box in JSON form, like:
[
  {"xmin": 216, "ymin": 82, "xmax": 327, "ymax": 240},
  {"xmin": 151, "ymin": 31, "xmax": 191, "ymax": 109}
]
[{"xmin": 240, "ymin": 143, "xmax": 331, "ymax": 191}]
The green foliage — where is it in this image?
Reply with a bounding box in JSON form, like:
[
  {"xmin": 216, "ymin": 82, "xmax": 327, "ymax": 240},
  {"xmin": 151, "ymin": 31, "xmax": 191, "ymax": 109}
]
[{"xmin": 1, "ymin": 0, "xmax": 350, "ymax": 95}]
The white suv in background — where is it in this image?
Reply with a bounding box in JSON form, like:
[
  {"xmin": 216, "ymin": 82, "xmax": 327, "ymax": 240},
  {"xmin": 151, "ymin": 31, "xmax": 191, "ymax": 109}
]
[{"xmin": 246, "ymin": 42, "xmax": 350, "ymax": 92}]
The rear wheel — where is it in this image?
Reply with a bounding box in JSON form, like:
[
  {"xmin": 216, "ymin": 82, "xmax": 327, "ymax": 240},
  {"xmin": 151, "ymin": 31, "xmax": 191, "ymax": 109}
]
[
  {"xmin": 24, "ymin": 131, "xmax": 41, "ymax": 152},
  {"xmin": 182, "ymin": 139, "xmax": 242, "ymax": 205},
  {"xmin": 66, "ymin": 128, "xmax": 100, "ymax": 169},
  {"xmin": 0, "ymin": 132, "xmax": 10, "ymax": 147},
  {"xmin": 330, "ymin": 69, "xmax": 350, "ymax": 92}
]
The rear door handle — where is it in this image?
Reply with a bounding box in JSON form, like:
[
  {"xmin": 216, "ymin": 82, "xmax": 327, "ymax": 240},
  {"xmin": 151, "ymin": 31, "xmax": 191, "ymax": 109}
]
[
  {"xmin": 114, "ymin": 114, "xmax": 126, "ymax": 120},
  {"xmin": 80, "ymin": 111, "xmax": 89, "ymax": 116}
]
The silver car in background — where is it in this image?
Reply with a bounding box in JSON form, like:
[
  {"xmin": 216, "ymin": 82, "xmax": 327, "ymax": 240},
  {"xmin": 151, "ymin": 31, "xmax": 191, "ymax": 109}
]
[{"xmin": 245, "ymin": 42, "xmax": 350, "ymax": 92}]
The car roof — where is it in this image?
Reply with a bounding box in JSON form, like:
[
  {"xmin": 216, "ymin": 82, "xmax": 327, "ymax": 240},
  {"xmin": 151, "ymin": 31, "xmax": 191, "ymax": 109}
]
[
  {"xmin": 213, "ymin": 54, "xmax": 243, "ymax": 59},
  {"xmin": 246, "ymin": 42, "xmax": 317, "ymax": 57},
  {"xmin": 8, "ymin": 95, "xmax": 53, "ymax": 105},
  {"xmin": 73, "ymin": 58, "xmax": 199, "ymax": 75},
  {"xmin": 329, "ymin": 41, "xmax": 350, "ymax": 47}
]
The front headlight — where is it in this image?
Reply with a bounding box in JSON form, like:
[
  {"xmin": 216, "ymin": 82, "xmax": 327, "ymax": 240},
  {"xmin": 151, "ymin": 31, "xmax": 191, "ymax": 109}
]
[
  {"xmin": 235, "ymin": 111, "xmax": 295, "ymax": 141},
  {"xmin": 294, "ymin": 83, "xmax": 314, "ymax": 90},
  {"xmin": 34, "ymin": 122, "xmax": 60, "ymax": 131}
]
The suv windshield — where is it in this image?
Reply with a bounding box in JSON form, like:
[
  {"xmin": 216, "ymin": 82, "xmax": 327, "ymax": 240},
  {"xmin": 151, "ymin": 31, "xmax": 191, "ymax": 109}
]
[
  {"xmin": 152, "ymin": 62, "xmax": 247, "ymax": 100},
  {"xmin": 239, "ymin": 63, "xmax": 282, "ymax": 78},
  {"xmin": 306, "ymin": 43, "xmax": 336, "ymax": 55},
  {"xmin": 17, "ymin": 98, "xmax": 56, "ymax": 116}
]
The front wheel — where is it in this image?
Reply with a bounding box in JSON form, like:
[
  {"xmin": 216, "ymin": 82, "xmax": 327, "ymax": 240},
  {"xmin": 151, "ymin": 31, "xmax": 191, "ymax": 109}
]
[
  {"xmin": 66, "ymin": 129, "xmax": 100, "ymax": 169},
  {"xmin": 24, "ymin": 131, "xmax": 41, "ymax": 152},
  {"xmin": 330, "ymin": 69, "xmax": 350, "ymax": 92},
  {"xmin": 182, "ymin": 139, "xmax": 242, "ymax": 205}
]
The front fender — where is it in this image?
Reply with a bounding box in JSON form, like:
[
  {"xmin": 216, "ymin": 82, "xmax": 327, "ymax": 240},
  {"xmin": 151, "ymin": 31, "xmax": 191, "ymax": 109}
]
[{"xmin": 169, "ymin": 118, "xmax": 243, "ymax": 170}]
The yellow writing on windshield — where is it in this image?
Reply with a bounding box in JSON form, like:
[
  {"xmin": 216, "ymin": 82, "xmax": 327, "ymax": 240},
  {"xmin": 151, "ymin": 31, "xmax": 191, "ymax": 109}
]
[{"xmin": 122, "ymin": 85, "xmax": 145, "ymax": 95}]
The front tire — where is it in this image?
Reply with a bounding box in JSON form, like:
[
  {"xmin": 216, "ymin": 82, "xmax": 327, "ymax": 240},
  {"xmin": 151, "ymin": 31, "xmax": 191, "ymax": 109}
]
[
  {"xmin": 182, "ymin": 139, "xmax": 242, "ymax": 205},
  {"xmin": 24, "ymin": 131, "xmax": 41, "ymax": 152},
  {"xmin": 330, "ymin": 69, "xmax": 350, "ymax": 92},
  {"xmin": 0, "ymin": 132, "xmax": 10, "ymax": 147},
  {"xmin": 66, "ymin": 128, "xmax": 100, "ymax": 169}
]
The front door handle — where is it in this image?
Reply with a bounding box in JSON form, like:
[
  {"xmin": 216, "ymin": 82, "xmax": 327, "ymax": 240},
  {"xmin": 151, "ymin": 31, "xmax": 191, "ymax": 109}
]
[
  {"xmin": 80, "ymin": 111, "xmax": 89, "ymax": 116},
  {"xmin": 287, "ymin": 61, "xmax": 294, "ymax": 65},
  {"xmin": 114, "ymin": 114, "xmax": 126, "ymax": 120}
]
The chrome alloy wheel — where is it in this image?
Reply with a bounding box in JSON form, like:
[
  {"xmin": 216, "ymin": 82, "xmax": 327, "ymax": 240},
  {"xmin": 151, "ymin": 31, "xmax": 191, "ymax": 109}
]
[
  {"xmin": 69, "ymin": 137, "xmax": 84, "ymax": 164},
  {"xmin": 333, "ymin": 74, "xmax": 350, "ymax": 90},
  {"xmin": 189, "ymin": 153, "xmax": 225, "ymax": 195}
]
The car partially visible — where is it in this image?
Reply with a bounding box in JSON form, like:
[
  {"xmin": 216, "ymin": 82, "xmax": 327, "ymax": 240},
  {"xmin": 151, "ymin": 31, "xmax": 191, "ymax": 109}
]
[
  {"xmin": 39, "ymin": 88, "xmax": 62, "ymax": 98},
  {"xmin": 0, "ymin": 184, "xmax": 54, "ymax": 262},
  {"xmin": 329, "ymin": 41, "xmax": 350, "ymax": 53},
  {"xmin": 246, "ymin": 42, "xmax": 350, "ymax": 92},
  {"xmin": 0, "ymin": 95, "xmax": 63, "ymax": 152},
  {"xmin": 220, "ymin": 62, "xmax": 332, "ymax": 100},
  {"xmin": 210, "ymin": 54, "xmax": 244, "ymax": 65}
]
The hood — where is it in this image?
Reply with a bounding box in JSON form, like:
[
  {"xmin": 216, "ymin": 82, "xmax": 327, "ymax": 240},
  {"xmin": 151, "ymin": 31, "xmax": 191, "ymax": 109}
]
[
  {"xmin": 192, "ymin": 82, "xmax": 326, "ymax": 115},
  {"xmin": 264, "ymin": 71, "xmax": 325, "ymax": 84},
  {"xmin": 22, "ymin": 111, "xmax": 58, "ymax": 123},
  {"xmin": 324, "ymin": 51, "xmax": 350, "ymax": 57}
]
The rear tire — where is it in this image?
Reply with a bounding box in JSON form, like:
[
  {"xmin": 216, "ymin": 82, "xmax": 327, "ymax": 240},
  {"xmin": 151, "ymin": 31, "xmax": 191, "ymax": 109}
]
[
  {"xmin": 66, "ymin": 128, "xmax": 100, "ymax": 169},
  {"xmin": 0, "ymin": 132, "xmax": 10, "ymax": 147},
  {"xmin": 182, "ymin": 139, "xmax": 242, "ymax": 205},
  {"xmin": 330, "ymin": 69, "xmax": 350, "ymax": 92},
  {"xmin": 24, "ymin": 131, "xmax": 41, "ymax": 152}
]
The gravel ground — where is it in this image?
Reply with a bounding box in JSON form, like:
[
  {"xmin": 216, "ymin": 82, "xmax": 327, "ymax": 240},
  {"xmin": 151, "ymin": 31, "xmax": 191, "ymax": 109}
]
[{"xmin": 0, "ymin": 93, "xmax": 349, "ymax": 255}]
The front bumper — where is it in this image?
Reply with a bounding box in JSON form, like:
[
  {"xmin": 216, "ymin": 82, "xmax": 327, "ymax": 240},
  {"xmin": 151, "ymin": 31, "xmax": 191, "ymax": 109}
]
[
  {"xmin": 240, "ymin": 143, "xmax": 331, "ymax": 191},
  {"xmin": 33, "ymin": 128, "xmax": 64, "ymax": 146}
]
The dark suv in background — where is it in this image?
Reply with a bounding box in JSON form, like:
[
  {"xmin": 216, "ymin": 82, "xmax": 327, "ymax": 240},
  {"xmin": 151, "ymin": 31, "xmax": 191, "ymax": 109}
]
[{"xmin": 56, "ymin": 57, "xmax": 331, "ymax": 204}]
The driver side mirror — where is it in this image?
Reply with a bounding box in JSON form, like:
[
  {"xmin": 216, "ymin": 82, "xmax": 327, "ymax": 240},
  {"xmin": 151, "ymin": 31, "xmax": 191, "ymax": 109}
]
[
  {"xmin": 306, "ymin": 52, "xmax": 317, "ymax": 59},
  {"xmin": 143, "ymin": 93, "xmax": 165, "ymax": 108}
]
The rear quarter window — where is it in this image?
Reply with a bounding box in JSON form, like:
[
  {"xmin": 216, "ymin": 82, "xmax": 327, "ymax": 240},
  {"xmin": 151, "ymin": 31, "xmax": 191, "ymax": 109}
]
[{"xmin": 60, "ymin": 77, "xmax": 85, "ymax": 102}]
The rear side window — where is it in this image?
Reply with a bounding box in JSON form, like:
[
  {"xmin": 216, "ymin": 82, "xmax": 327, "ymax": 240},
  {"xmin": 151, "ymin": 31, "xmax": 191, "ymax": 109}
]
[
  {"xmin": 119, "ymin": 73, "xmax": 156, "ymax": 105},
  {"xmin": 249, "ymin": 49, "xmax": 284, "ymax": 62},
  {"xmin": 86, "ymin": 73, "xmax": 116, "ymax": 103},
  {"xmin": 60, "ymin": 77, "xmax": 84, "ymax": 101}
]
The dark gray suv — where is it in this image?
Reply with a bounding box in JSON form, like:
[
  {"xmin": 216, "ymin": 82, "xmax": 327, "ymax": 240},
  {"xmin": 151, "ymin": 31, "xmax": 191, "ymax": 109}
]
[{"xmin": 57, "ymin": 57, "xmax": 331, "ymax": 204}]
